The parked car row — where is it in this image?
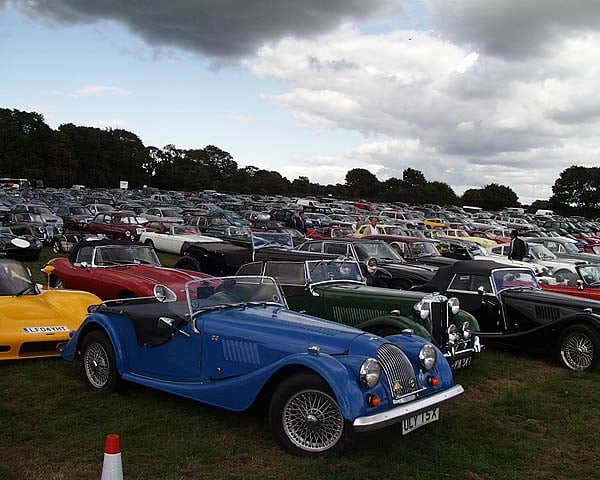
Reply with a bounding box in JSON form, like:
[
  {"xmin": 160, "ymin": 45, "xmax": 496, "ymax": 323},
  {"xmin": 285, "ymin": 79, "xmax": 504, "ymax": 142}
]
[{"xmin": 4, "ymin": 187, "xmax": 600, "ymax": 456}]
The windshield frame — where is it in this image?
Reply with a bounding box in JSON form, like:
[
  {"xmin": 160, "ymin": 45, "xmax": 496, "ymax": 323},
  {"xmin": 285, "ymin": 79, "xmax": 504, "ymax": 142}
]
[
  {"xmin": 492, "ymin": 268, "xmax": 541, "ymax": 292},
  {"xmin": 185, "ymin": 276, "xmax": 287, "ymax": 327},
  {"xmin": 91, "ymin": 245, "xmax": 161, "ymax": 267}
]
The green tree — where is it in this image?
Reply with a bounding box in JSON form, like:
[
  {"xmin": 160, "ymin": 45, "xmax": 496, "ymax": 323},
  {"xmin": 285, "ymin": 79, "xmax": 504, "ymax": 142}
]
[
  {"xmin": 460, "ymin": 183, "xmax": 518, "ymax": 210},
  {"xmin": 402, "ymin": 168, "xmax": 427, "ymax": 188},
  {"xmin": 345, "ymin": 168, "xmax": 380, "ymax": 199},
  {"xmin": 550, "ymin": 166, "xmax": 600, "ymax": 212}
]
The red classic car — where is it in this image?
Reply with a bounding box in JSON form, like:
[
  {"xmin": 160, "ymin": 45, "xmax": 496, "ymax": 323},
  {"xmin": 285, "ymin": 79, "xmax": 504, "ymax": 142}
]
[
  {"xmin": 87, "ymin": 211, "xmax": 146, "ymax": 241},
  {"xmin": 541, "ymin": 264, "xmax": 600, "ymax": 300},
  {"xmin": 45, "ymin": 240, "xmax": 208, "ymax": 300}
]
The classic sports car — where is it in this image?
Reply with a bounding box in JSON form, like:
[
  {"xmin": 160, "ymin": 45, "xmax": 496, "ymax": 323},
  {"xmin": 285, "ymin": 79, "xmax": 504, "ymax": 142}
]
[
  {"xmin": 140, "ymin": 221, "xmax": 222, "ymax": 255},
  {"xmin": 45, "ymin": 240, "xmax": 208, "ymax": 300},
  {"xmin": 541, "ymin": 264, "xmax": 600, "ymax": 301},
  {"xmin": 174, "ymin": 232, "xmax": 294, "ymax": 276},
  {"xmin": 0, "ymin": 226, "xmax": 43, "ymax": 260},
  {"xmin": 295, "ymin": 238, "xmax": 436, "ymax": 290},
  {"xmin": 418, "ymin": 260, "xmax": 600, "ymax": 371},
  {"xmin": 237, "ymin": 259, "xmax": 481, "ymax": 370},
  {"xmin": 0, "ymin": 259, "xmax": 101, "ymax": 360},
  {"xmin": 365, "ymin": 235, "xmax": 457, "ymax": 268},
  {"xmin": 62, "ymin": 276, "xmax": 464, "ymax": 456}
]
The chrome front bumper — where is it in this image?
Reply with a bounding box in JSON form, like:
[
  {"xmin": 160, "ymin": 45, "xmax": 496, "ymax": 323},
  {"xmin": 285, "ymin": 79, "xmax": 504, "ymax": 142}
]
[{"xmin": 352, "ymin": 384, "xmax": 464, "ymax": 432}]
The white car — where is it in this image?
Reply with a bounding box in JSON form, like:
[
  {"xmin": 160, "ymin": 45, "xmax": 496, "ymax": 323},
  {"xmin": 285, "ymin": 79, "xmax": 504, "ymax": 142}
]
[
  {"xmin": 140, "ymin": 222, "xmax": 222, "ymax": 255},
  {"xmin": 488, "ymin": 243, "xmax": 587, "ymax": 279}
]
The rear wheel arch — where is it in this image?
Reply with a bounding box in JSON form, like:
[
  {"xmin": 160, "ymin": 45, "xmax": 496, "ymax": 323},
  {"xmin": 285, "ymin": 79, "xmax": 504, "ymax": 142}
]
[{"xmin": 174, "ymin": 255, "xmax": 203, "ymax": 272}]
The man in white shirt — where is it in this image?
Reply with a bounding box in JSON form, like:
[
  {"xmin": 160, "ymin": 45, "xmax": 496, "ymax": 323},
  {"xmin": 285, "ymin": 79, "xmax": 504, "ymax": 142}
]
[{"xmin": 369, "ymin": 216, "xmax": 379, "ymax": 235}]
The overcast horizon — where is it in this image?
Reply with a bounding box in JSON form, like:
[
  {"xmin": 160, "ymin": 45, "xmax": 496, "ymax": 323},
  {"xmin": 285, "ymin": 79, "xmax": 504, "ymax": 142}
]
[{"xmin": 2, "ymin": 1, "xmax": 600, "ymax": 203}]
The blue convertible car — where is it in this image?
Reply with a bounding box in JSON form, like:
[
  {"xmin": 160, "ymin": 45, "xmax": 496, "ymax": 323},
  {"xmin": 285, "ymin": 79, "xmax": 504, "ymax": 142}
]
[{"xmin": 62, "ymin": 276, "xmax": 464, "ymax": 456}]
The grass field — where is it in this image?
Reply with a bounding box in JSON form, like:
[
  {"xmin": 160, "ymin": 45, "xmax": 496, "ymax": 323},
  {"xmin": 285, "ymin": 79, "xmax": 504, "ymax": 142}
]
[{"xmin": 2, "ymin": 249, "xmax": 599, "ymax": 479}]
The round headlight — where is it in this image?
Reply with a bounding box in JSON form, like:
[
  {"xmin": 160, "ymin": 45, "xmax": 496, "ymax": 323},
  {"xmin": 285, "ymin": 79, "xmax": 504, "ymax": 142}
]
[
  {"xmin": 447, "ymin": 324, "xmax": 461, "ymax": 344},
  {"xmin": 419, "ymin": 344, "xmax": 437, "ymax": 371},
  {"xmin": 359, "ymin": 358, "xmax": 381, "ymax": 388},
  {"xmin": 462, "ymin": 321, "xmax": 472, "ymax": 339},
  {"xmin": 414, "ymin": 300, "xmax": 430, "ymax": 320},
  {"xmin": 448, "ymin": 297, "xmax": 460, "ymax": 315}
]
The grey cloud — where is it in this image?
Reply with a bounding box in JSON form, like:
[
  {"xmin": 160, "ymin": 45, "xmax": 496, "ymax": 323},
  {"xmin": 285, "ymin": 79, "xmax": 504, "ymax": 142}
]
[
  {"xmin": 7, "ymin": 0, "xmax": 404, "ymax": 58},
  {"xmin": 428, "ymin": 0, "xmax": 600, "ymax": 60}
]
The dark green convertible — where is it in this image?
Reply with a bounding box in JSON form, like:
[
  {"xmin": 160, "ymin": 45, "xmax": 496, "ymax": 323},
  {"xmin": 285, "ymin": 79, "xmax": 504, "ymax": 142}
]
[{"xmin": 237, "ymin": 259, "xmax": 482, "ymax": 369}]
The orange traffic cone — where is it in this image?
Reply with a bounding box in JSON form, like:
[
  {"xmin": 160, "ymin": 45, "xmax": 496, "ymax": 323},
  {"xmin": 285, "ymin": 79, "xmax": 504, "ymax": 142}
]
[{"xmin": 101, "ymin": 434, "xmax": 123, "ymax": 480}]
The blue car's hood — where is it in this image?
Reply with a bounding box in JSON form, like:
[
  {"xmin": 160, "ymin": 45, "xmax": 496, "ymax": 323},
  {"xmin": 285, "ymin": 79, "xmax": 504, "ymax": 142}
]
[{"xmin": 200, "ymin": 306, "xmax": 364, "ymax": 356}]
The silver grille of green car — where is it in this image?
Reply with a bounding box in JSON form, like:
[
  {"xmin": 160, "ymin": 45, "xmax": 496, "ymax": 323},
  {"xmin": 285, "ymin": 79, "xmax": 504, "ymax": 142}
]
[{"xmin": 377, "ymin": 343, "xmax": 421, "ymax": 401}]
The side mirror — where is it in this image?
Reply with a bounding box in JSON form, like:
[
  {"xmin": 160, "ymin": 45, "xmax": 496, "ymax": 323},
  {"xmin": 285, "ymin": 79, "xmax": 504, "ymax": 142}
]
[
  {"xmin": 154, "ymin": 284, "xmax": 177, "ymax": 303},
  {"xmin": 477, "ymin": 286, "xmax": 485, "ymax": 296},
  {"xmin": 577, "ymin": 279, "xmax": 585, "ymax": 291},
  {"xmin": 80, "ymin": 261, "xmax": 90, "ymax": 269}
]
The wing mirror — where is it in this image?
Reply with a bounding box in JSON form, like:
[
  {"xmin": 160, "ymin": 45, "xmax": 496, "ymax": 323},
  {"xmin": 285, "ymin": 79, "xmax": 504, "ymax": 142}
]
[
  {"xmin": 576, "ymin": 279, "xmax": 585, "ymax": 291},
  {"xmin": 477, "ymin": 285, "xmax": 486, "ymax": 296},
  {"xmin": 154, "ymin": 284, "xmax": 177, "ymax": 303}
]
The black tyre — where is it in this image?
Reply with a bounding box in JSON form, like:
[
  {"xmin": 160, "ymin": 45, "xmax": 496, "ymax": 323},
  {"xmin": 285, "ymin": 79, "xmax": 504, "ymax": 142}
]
[
  {"xmin": 50, "ymin": 276, "xmax": 65, "ymax": 289},
  {"xmin": 555, "ymin": 323, "xmax": 600, "ymax": 371},
  {"xmin": 269, "ymin": 373, "xmax": 355, "ymax": 456},
  {"xmin": 51, "ymin": 239, "xmax": 62, "ymax": 254},
  {"xmin": 174, "ymin": 256, "xmax": 202, "ymax": 272},
  {"xmin": 81, "ymin": 331, "xmax": 120, "ymax": 393}
]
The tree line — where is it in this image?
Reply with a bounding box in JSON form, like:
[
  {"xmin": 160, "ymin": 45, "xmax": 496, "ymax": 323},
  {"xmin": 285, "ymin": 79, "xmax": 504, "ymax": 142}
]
[{"xmin": 0, "ymin": 107, "xmax": 590, "ymax": 214}]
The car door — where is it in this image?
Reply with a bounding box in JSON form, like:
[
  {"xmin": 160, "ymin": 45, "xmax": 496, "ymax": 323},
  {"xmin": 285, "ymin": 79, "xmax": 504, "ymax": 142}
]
[
  {"xmin": 447, "ymin": 273, "xmax": 506, "ymax": 333},
  {"xmin": 130, "ymin": 314, "xmax": 203, "ymax": 382}
]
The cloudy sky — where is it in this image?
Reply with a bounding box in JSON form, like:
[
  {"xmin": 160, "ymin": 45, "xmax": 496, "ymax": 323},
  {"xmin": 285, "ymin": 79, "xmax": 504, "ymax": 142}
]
[{"xmin": 2, "ymin": 0, "xmax": 600, "ymax": 203}]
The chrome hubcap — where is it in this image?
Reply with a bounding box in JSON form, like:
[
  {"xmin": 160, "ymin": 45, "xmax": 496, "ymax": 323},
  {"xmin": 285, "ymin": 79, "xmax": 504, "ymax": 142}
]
[
  {"xmin": 84, "ymin": 342, "xmax": 110, "ymax": 388},
  {"xmin": 282, "ymin": 389, "xmax": 343, "ymax": 452},
  {"xmin": 561, "ymin": 332, "xmax": 594, "ymax": 370}
]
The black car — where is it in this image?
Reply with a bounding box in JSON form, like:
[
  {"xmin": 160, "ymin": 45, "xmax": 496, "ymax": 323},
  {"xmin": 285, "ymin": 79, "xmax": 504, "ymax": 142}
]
[
  {"xmin": 365, "ymin": 235, "xmax": 458, "ymax": 268},
  {"xmin": 54, "ymin": 204, "xmax": 94, "ymax": 231},
  {"xmin": 295, "ymin": 238, "xmax": 436, "ymax": 290},
  {"xmin": 418, "ymin": 260, "xmax": 600, "ymax": 371},
  {"xmin": 0, "ymin": 226, "xmax": 43, "ymax": 260},
  {"xmin": 173, "ymin": 232, "xmax": 294, "ymax": 276},
  {"xmin": 5, "ymin": 213, "xmax": 64, "ymax": 245}
]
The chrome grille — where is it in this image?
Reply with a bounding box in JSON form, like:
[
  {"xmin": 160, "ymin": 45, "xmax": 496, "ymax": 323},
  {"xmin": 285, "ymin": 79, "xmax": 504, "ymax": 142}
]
[{"xmin": 377, "ymin": 343, "xmax": 419, "ymax": 400}]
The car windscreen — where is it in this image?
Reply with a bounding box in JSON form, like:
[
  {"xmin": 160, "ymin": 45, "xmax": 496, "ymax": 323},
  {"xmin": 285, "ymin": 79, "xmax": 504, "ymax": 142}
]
[
  {"xmin": 70, "ymin": 207, "xmax": 92, "ymax": 215},
  {"xmin": 410, "ymin": 241, "xmax": 440, "ymax": 257},
  {"xmin": 173, "ymin": 225, "xmax": 201, "ymax": 235},
  {"xmin": 252, "ymin": 232, "xmax": 293, "ymax": 250},
  {"xmin": 161, "ymin": 209, "xmax": 180, "ymax": 217},
  {"xmin": 93, "ymin": 245, "xmax": 160, "ymax": 266},
  {"xmin": 354, "ymin": 242, "xmax": 404, "ymax": 262},
  {"xmin": 307, "ymin": 260, "xmax": 365, "ymax": 284},
  {"xmin": 492, "ymin": 270, "xmax": 539, "ymax": 291},
  {"xmin": 528, "ymin": 244, "xmax": 557, "ymax": 260},
  {"xmin": 578, "ymin": 265, "xmax": 600, "ymax": 286},
  {"xmin": 0, "ymin": 260, "xmax": 35, "ymax": 296},
  {"xmin": 186, "ymin": 276, "xmax": 286, "ymax": 314}
]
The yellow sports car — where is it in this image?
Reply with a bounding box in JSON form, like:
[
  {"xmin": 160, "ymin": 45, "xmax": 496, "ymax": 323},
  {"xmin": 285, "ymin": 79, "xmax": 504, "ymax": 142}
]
[{"xmin": 0, "ymin": 259, "xmax": 101, "ymax": 360}]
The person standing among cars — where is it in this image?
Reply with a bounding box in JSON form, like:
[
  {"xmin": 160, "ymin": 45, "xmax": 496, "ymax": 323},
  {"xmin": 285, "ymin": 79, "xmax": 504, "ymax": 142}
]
[
  {"xmin": 508, "ymin": 229, "xmax": 527, "ymax": 261},
  {"xmin": 368, "ymin": 216, "xmax": 379, "ymax": 235}
]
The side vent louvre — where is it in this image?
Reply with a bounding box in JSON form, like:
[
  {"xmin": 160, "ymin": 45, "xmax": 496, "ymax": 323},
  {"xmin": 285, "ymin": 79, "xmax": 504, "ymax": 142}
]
[{"xmin": 535, "ymin": 305, "xmax": 560, "ymax": 322}]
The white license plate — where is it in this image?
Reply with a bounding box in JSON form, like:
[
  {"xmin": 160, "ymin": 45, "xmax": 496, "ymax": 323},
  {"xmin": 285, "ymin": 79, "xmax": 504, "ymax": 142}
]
[
  {"xmin": 401, "ymin": 408, "xmax": 439, "ymax": 435},
  {"xmin": 451, "ymin": 356, "xmax": 472, "ymax": 370}
]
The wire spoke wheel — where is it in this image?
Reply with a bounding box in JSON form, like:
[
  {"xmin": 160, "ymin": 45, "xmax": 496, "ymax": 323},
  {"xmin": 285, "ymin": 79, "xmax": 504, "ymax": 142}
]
[
  {"xmin": 282, "ymin": 389, "xmax": 344, "ymax": 453},
  {"xmin": 561, "ymin": 331, "xmax": 595, "ymax": 371},
  {"xmin": 84, "ymin": 342, "xmax": 110, "ymax": 389}
]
